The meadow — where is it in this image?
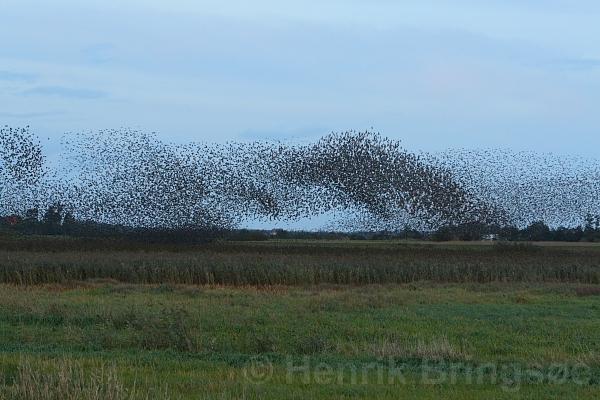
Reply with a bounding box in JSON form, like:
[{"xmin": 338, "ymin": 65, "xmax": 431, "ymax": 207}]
[{"xmin": 0, "ymin": 238, "xmax": 599, "ymax": 398}]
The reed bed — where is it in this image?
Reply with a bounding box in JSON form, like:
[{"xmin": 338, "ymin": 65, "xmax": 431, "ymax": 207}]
[{"xmin": 1, "ymin": 241, "xmax": 599, "ymax": 285}]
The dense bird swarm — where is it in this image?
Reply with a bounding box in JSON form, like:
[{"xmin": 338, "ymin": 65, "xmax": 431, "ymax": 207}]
[
  {"xmin": 1, "ymin": 126, "xmax": 598, "ymax": 231},
  {"xmin": 0, "ymin": 126, "xmax": 44, "ymax": 215}
]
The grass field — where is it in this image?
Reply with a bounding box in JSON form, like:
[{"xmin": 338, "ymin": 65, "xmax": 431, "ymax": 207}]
[{"xmin": 0, "ymin": 239, "xmax": 599, "ymax": 398}]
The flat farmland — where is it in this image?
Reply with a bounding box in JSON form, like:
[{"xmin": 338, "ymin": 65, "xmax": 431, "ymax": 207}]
[{"xmin": 0, "ymin": 239, "xmax": 599, "ymax": 399}]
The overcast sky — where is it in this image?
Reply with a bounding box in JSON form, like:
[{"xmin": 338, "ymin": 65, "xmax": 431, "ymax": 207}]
[{"xmin": 2, "ymin": 0, "xmax": 600, "ymax": 155}]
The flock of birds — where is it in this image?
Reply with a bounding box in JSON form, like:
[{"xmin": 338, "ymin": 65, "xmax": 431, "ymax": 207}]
[{"xmin": 1, "ymin": 126, "xmax": 598, "ymax": 231}]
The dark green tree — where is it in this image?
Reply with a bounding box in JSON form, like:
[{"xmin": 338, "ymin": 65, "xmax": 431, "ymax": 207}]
[
  {"xmin": 524, "ymin": 221, "xmax": 551, "ymax": 241},
  {"xmin": 42, "ymin": 203, "xmax": 64, "ymax": 235},
  {"xmin": 584, "ymin": 213, "xmax": 596, "ymax": 242}
]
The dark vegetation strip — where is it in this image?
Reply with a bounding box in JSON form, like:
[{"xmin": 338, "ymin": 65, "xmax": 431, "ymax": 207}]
[{"xmin": 0, "ymin": 242, "xmax": 598, "ymax": 285}]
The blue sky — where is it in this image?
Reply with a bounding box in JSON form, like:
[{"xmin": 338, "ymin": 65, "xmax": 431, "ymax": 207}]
[{"xmin": 1, "ymin": 0, "xmax": 600, "ymax": 155}]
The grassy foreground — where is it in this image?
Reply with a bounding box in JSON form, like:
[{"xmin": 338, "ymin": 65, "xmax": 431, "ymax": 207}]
[
  {"xmin": 0, "ymin": 282, "xmax": 599, "ymax": 398},
  {"xmin": 0, "ymin": 239, "xmax": 599, "ymax": 398}
]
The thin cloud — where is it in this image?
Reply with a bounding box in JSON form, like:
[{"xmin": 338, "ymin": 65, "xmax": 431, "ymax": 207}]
[
  {"xmin": 21, "ymin": 86, "xmax": 107, "ymax": 99},
  {"xmin": 0, "ymin": 71, "xmax": 37, "ymax": 82},
  {"xmin": 0, "ymin": 110, "xmax": 66, "ymax": 118},
  {"xmin": 556, "ymin": 58, "xmax": 600, "ymax": 70}
]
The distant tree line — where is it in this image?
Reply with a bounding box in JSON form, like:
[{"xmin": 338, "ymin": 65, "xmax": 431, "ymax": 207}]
[
  {"xmin": 429, "ymin": 215, "xmax": 600, "ymax": 242},
  {"xmin": 2, "ymin": 205, "xmax": 599, "ymax": 243},
  {"xmin": 0, "ymin": 204, "xmax": 223, "ymax": 243}
]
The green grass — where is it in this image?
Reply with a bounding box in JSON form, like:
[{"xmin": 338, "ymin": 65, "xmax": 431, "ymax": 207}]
[
  {"xmin": 1, "ymin": 239, "xmax": 599, "ymax": 398},
  {"xmin": 1, "ymin": 282, "xmax": 599, "ymax": 398}
]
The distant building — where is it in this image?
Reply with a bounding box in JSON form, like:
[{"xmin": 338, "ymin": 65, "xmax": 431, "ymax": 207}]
[
  {"xmin": 482, "ymin": 234, "xmax": 499, "ymax": 241},
  {"xmin": 269, "ymin": 229, "xmax": 286, "ymax": 237}
]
